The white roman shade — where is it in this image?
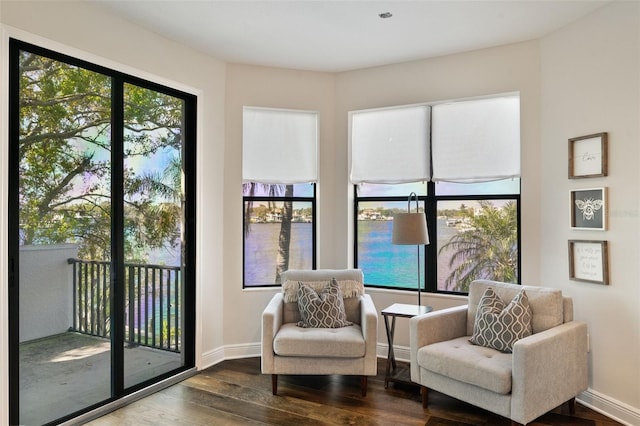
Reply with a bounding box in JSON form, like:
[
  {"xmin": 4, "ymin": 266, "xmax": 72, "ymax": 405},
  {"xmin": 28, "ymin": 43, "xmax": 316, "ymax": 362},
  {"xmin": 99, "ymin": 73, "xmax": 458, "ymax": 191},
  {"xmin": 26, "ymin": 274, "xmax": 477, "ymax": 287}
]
[
  {"xmin": 431, "ymin": 96, "xmax": 520, "ymax": 183},
  {"xmin": 350, "ymin": 105, "xmax": 430, "ymax": 184},
  {"xmin": 242, "ymin": 107, "xmax": 318, "ymax": 184}
]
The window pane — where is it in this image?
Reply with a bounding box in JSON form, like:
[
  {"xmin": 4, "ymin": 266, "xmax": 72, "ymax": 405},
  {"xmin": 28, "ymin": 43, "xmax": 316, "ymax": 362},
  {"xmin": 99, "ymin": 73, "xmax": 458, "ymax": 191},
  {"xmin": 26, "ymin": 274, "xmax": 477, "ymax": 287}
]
[
  {"xmin": 123, "ymin": 83, "xmax": 186, "ymax": 388},
  {"xmin": 435, "ymin": 178, "xmax": 520, "ymax": 196},
  {"xmin": 357, "ymin": 201, "xmax": 426, "ymax": 289},
  {"xmin": 244, "ymin": 200, "xmax": 314, "ymax": 286},
  {"xmin": 243, "ymin": 182, "xmax": 314, "ymax": 197},
  {"xmin": 356, "ymin": 182, "xmax": 428, "ymax": 198},
  {"xmin": 17, "ymin": 50, "xmax": 112, "ymax": 425},
  {"xmin": 437, "ymin": 199, "xmax": 518, "ymax": 293}
]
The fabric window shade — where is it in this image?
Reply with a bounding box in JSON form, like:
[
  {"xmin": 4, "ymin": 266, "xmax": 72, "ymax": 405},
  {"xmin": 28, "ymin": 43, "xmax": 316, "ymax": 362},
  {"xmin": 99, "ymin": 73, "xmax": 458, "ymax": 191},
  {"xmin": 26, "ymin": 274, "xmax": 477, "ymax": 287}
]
[
  {"xmin": 350, "ymin": 105, "xmax": 430, "ymax": 184},
  {"xmin": 431, "ymin": 96, "xmax": 520, "ymax": 183},
  {"xmin": 243, "ymin": 107, "xmax": 318, "ymax": 184}
]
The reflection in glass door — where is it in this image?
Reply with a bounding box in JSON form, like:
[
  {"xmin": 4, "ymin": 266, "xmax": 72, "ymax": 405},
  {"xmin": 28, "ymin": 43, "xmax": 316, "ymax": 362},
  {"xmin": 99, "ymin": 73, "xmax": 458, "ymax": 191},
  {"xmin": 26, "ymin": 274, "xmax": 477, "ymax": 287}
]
[
  {"xmin": 14, "ymin": 48, "xmax": 113, "ymax": 425},
  {"xmin": 9, "ymin": 40, "xmax": 196, "ymax": 425},
  {"xmin": 122, "ymin": 83, "xmax": 186, "ymax": 388}
]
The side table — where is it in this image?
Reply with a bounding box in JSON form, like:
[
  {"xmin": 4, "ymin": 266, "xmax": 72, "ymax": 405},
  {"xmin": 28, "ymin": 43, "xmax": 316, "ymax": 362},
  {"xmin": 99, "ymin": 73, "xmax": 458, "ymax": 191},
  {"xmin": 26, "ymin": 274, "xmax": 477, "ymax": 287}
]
[{"xmin": 381, "ymin": 303, "xmax": 432, "ymax": 389}]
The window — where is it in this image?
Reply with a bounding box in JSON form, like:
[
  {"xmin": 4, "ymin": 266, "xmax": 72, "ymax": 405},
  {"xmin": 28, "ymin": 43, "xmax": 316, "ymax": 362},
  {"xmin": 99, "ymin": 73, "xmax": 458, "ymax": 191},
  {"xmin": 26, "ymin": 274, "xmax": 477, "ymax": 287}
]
[
  {"xmin": 243, "ymin": 183, "xmax": 316, "ymax": 286},
  {"xmin": 242, "ymin": 107, "xmax": 318, "ymax": 287},
  {"xmin": 351, "ymin": 95, "xmax": 520, "ymax": 294}
]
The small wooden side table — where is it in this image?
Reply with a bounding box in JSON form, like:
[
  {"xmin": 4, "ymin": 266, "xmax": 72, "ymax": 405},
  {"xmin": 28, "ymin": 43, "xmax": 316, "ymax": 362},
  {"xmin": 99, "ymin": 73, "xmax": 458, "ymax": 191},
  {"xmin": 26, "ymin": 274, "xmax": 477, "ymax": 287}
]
[{"xmin": 381, "ymin": 303, "xmax": 432, "ymax": 389}]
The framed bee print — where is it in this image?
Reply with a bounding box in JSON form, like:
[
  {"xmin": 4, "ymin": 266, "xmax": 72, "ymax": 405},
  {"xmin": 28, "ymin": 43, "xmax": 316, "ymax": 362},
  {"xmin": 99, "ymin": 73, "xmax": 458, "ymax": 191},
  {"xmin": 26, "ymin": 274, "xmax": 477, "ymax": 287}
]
[
  {"xmin": 568, "ymin": 132, "xmax": 608, "ymax": 178},
  {"xmin": 571, "ymin": 187, "xmax": 607, "ymax": 230}
]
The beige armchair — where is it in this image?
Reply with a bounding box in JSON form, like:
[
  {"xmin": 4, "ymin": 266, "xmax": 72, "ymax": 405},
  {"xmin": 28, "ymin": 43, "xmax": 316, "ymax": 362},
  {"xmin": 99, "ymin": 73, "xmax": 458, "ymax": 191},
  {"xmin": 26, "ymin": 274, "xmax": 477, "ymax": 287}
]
[
  {"xmin": 410, "ymin": 280, "xmax": 588, "ymax": 426},
  {"xmin": 261, "ymin": 269, "xmax": 378, "ymax": 396}
]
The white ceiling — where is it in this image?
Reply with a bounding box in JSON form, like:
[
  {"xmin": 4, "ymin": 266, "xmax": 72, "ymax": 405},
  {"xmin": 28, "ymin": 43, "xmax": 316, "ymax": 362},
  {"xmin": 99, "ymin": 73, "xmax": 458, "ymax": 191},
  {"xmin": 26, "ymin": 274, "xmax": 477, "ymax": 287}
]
[{"xmin": 95, "ymin": 0, "xmax": 610, "ymax": 72}]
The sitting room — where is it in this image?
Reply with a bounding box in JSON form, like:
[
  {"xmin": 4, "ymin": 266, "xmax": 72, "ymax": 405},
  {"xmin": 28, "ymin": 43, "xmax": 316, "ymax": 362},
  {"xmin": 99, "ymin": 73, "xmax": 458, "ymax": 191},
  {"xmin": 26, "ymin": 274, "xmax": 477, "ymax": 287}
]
[{"xmin": 0, "ymin": 1, "xmax": 638, "ymax": 425}]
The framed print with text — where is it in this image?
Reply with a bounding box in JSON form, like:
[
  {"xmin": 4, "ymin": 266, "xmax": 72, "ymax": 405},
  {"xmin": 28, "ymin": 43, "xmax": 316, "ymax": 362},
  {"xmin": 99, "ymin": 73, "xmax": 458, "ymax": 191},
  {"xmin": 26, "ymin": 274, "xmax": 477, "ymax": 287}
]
[
  {"xmin": 569, "ymin": 240, "xmax": 609, "ymax": 285},
  {"xmin": 569, "ymin": 132, "xmax": 608, "ymax": 178}
]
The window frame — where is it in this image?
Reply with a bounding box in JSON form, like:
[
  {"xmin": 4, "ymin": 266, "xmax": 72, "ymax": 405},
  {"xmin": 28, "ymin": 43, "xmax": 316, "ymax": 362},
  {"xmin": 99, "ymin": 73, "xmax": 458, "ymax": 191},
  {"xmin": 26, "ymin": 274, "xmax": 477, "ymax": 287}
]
[
  {"xmin": 351, "ymin": 94, "xmax": 522, "ymax": 295},
  {"xmin": 242, "ymin": 182, "xmax": 317, "ymax": 288},
  {"xmin": 354, "ymin": 182, "xmax": 521, "ymax": 295}
]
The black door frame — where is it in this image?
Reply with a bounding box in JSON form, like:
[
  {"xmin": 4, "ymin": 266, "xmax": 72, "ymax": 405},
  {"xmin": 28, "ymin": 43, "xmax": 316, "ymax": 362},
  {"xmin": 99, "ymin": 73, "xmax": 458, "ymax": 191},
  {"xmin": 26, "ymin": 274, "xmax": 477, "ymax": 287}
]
[{"xmin": 7, "ymin": 38, "xmax": 197, "ymax": 425}]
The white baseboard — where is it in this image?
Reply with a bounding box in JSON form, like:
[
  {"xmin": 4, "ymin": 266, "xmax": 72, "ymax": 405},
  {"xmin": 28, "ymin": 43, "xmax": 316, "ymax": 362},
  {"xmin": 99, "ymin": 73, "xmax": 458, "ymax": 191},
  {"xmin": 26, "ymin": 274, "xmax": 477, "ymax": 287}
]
[
  {"xmin": 199, "ymin": 343, "xmax": 261, "ymax": 369},
  {"xmin": 578, "ymin": 388, "xmax": 640, "ymax": 426},
  {"xmin": 200, "ymin": 342, "xmax": 639, "ymax": 426}
]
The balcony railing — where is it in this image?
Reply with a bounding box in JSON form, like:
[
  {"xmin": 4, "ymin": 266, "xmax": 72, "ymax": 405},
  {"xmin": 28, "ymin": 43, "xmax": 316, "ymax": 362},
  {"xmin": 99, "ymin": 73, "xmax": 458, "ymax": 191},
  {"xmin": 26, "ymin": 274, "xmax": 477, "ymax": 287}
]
[{"xmin": 67, "ymin": 258, "xmax": 181, "ymax": 353}]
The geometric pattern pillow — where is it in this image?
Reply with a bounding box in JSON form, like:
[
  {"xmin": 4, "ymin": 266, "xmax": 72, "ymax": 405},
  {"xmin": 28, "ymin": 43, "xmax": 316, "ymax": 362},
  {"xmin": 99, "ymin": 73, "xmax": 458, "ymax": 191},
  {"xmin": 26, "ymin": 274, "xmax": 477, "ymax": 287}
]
[
  {"xmin": 469, "ymin": 287, "xmax": 533, "ymax": 353},
  {"xmin": 296, "ymin": 278, "xmax": 353, "ymax": 328}
]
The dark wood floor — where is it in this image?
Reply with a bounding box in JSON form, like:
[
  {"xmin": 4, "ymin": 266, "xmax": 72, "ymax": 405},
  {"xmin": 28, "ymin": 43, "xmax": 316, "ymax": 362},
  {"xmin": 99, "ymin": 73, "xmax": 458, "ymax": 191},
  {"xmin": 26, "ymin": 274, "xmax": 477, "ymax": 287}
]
[{"xmin": 87, "ymin": 357, "xmax": 622, "ymax": 426}]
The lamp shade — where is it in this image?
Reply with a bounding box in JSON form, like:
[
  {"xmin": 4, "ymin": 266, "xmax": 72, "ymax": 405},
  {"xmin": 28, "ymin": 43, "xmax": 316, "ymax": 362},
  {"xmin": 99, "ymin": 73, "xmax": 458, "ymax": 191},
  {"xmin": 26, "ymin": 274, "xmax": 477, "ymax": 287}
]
[{"xmin": 392, "ymin": 213, "xmax": 429, "ymax": 245}]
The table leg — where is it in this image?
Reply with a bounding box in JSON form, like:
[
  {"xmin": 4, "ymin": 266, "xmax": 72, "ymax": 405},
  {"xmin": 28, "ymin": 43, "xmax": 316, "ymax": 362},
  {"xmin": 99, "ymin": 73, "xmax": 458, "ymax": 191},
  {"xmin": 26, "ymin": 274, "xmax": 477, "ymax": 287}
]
[{"xmin": 383, "ymin": 314, "xmax": 397, "ymax": 389}]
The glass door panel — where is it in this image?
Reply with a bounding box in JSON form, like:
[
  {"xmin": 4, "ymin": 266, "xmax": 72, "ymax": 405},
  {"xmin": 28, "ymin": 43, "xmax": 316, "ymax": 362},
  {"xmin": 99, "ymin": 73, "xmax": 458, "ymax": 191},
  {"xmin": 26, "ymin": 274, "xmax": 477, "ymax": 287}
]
[
  {"xmin": 122, "ymin": 83, "xmax": 185, "ymax": 388},
  {"xmin": 16, "ymin": 50, "xmax": 113, "ymax": 425}
]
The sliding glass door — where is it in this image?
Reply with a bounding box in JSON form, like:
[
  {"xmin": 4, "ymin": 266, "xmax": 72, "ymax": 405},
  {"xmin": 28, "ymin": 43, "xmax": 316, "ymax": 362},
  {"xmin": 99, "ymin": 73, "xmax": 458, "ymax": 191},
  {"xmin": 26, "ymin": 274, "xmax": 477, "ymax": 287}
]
[{"xmin": 8, "ymin": 39, "xmax": 196, "ymax": 425}]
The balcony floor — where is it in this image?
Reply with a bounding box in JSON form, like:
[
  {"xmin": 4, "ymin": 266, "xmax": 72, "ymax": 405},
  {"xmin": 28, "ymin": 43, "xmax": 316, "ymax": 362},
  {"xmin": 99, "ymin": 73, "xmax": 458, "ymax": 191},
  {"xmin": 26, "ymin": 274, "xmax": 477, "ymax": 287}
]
[{"xmin": 19, "ymin": 331, "xmax": 182, "ymax": 425}]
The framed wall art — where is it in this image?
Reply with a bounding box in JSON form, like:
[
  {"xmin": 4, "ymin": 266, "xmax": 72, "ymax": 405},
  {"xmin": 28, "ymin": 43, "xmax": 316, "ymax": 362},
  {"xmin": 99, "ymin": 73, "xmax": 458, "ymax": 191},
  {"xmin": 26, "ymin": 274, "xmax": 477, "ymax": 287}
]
[
  {"xmin": 571, "ymin": 187, "xmax": 607, "ymax": 230},
  {"xmin": 568, "ymin": 132, "xmax": 608, "ymax": 178},
  {"xmin": 568, "ymin": 240, "xmax": 609, "ymax": 285}
]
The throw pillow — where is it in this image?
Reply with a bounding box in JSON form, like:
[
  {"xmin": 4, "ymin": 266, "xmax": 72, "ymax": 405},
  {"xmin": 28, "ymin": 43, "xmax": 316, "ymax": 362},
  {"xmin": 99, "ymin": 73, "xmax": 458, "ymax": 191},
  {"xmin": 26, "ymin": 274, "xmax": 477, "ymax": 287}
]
[
  {"xmin": 296, "ymin": 278, "xmax": 352, "ymax": 328},
  {"xmin": 469, "ymin": 287, "xmax": 533, "ymax": 353}
]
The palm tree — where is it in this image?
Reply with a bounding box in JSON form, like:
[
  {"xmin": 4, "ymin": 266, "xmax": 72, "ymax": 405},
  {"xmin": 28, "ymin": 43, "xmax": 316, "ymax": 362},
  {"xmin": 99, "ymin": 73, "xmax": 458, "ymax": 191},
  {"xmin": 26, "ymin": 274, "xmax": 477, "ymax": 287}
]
[{"xmin": 439, "ymin": 201, "xmax": 518, "ymax": 292}]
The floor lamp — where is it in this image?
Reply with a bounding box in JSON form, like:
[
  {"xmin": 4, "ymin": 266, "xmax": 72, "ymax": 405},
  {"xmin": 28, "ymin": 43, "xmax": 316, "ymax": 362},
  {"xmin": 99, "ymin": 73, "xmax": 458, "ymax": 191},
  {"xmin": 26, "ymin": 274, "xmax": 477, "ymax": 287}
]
[{"xmin": 392, "ymin": 192, "xmax": 429, "ymax": 307}]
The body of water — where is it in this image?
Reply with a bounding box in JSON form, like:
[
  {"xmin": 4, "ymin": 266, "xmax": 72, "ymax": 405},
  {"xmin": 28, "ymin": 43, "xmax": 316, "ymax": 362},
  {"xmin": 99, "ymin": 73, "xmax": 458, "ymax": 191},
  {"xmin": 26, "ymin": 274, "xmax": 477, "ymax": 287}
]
[
  {"xmin": 244, "ymin": 219, "xmax": 461, "ymax": 290},
  {"xmin": 244, "ymin": 222, "xmax": 313, "ymax": 285}
]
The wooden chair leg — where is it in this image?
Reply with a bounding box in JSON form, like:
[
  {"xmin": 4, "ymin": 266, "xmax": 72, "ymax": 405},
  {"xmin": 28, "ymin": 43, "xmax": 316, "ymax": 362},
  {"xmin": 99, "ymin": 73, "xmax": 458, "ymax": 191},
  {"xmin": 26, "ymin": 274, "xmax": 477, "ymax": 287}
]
[
  {"xmin": 568, "ymin": 397, "xmax": 576, "ymax": 415},
  {"xmin": 361, "ymin": 376, "xmax": 367, "ymax": 397},
  {"xmin": 271, "ymin": 374, "xmax": 278, "ymax": 395},
  {"xmin": 421, "ymin": 386, "xmax": 429, "ymax": 408}
]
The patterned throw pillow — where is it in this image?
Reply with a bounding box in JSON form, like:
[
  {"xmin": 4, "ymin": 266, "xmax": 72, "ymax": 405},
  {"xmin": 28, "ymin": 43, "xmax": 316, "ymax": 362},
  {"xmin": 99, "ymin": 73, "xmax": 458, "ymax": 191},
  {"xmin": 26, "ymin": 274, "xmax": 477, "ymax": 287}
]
[
  {"xmin": 469, "ymin": 287, "xmax": 533, "ymax": 353},
  {"xmin": 296, "ymin": 278, "xmax": 353, "ymax": 328}
]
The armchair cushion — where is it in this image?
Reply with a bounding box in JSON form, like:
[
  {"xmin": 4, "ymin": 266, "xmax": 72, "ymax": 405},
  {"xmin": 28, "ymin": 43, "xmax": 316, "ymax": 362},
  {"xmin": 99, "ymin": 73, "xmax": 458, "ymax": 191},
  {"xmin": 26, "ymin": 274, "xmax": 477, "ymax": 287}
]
[
  {"xmin": 274, "ymin": 323, "xmax": 365, "ymax": 357},
  {"xmin": 468, "ymin": 280, "xmax": 563, "ymax": 335},
  {"xmin": 469, "ymin": 288, "xmax": 532, "ymax": 353},
  {"xmin": 282, "ymin": 279, "xmax": 364, "ymax": 302},
  {"xmin": 296, "ymin": 279, "xmax": 352, "ymax": 328},
  {"xmin": 418, "ymin": 336, "xmax": 513, "ymax": 394}
]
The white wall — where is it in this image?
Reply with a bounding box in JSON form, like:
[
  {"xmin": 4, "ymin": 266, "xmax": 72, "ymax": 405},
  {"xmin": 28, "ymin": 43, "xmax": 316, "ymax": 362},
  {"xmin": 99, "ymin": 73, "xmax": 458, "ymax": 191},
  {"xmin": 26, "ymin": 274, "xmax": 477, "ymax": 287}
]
[
  {"xmin": 539, "ymin": 2, "xmax": 640, "ymax": 424},
  {"xmin": 19, "ymin": 245, "xmax": 78, "ymax": 342},
  {"xmin": 1, "ymin": 1, "xmax": 639, "ymax": 425},
  {"xmin": 222, "ymin": 63, "xmax": 337, "ymax": 356},
  {"xmin": 333, "ymin": 40, "xmax": 542, "ymax": 350}
]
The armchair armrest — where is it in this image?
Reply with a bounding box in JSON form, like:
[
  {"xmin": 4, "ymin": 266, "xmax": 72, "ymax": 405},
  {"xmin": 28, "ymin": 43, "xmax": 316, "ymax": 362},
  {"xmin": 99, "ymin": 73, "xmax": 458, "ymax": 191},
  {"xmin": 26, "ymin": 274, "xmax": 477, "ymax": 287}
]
[
  {"xmin": 410, "ymin": 305, "xmax": 468, "ymax": 382},
  {"xmin": 261, "ymin": 292, "xmax": 284, "ymax": 374},
  {"xmin": 511, "ymin": 321, "xmax": 588, "ymax": 425},
  {"xmin": 360, "ymin": 294, "xmax": 378, "ymax": 372}
]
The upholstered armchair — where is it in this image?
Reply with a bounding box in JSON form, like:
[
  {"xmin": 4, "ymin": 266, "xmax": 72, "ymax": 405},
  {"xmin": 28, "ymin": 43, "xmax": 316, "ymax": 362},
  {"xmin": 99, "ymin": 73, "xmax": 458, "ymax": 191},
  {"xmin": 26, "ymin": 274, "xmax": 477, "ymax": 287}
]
[
  {"xmin": 410, "ymin": 280, "xmax": 588, "ymax": 426},
  {"xmin": 261, "ymin": 269, "xmax": 378, "ymax": 396}
]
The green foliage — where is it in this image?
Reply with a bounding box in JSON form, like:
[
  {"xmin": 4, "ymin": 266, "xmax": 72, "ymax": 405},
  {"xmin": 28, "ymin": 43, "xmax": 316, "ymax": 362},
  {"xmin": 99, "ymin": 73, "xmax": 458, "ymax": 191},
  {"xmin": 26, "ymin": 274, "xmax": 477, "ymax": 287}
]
[
  {"xmin": 18, "ymin": 51, "xmax": 184, "ymax": 261},
  {"xmin": 439, "ymin": 201, "xmax": 518, "ymax": 292}
]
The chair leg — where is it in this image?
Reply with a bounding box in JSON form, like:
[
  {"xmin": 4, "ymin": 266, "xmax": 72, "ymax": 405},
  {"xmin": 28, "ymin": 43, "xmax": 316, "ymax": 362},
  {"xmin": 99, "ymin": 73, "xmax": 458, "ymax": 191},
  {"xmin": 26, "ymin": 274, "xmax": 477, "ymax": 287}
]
[
  {"xmin": 361, "ymin": 376, "xmax": 367, "ymax": 397},
  {"xmin": 568, "ymin": 397, "xmax": 576, "ymax": 415},
  {"xmin": 421, "ymin": 386, "xmax": 428, "ymax": 408},
  {"xmin": 271, "ymin": 374, "xmax": 278, "ymax": 395},
  {"xmin": 511, "ymin": 422, "xmax": 524, "ymax": 426}
]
